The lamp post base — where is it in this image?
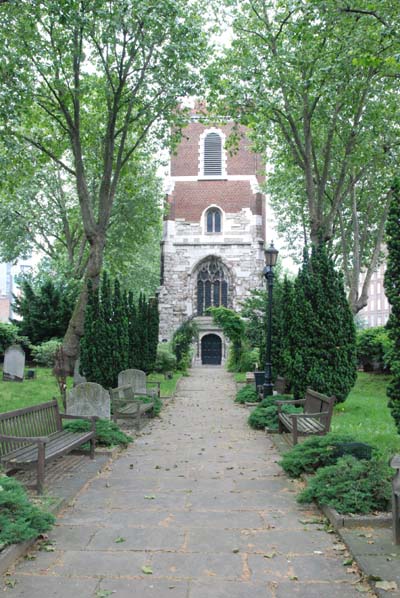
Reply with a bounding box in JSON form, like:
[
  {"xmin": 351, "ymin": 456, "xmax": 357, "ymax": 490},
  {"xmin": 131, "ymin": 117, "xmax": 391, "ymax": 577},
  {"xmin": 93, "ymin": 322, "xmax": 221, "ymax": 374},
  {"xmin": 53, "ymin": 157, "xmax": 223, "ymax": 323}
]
[{"xmin": 263, "ymin": 382, "xmax": 274, "ymax": 398}]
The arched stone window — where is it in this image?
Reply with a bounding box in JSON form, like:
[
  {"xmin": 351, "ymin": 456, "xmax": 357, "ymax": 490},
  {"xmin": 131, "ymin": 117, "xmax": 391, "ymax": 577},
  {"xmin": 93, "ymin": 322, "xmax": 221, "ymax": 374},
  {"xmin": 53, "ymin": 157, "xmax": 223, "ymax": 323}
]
[
  {"xmin": 196, "ymin": 258, "xmax": 228, "ymax": 316},
  {"xmin": 203, "ymin": 132, "xmax": 222, "ymax": 176},
  {"xmin": 206, "ymin": 207, "xmax": 222, "ymax": 233}
]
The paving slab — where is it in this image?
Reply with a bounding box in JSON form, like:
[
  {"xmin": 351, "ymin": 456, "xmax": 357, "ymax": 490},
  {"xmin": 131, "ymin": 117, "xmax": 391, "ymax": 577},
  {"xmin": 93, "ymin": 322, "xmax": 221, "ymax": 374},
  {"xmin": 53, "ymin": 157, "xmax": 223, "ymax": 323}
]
[{"xmin": 3, "ymin": 366, "xmax": 375, "ymax": 597}]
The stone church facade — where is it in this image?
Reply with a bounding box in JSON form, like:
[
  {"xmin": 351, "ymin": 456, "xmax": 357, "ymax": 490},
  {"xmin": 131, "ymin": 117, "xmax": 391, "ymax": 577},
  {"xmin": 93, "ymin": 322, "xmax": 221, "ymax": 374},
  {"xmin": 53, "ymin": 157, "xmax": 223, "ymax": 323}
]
[{"xmin": 158, "ymin": 108, "xmax": 266, "ymax": 365}]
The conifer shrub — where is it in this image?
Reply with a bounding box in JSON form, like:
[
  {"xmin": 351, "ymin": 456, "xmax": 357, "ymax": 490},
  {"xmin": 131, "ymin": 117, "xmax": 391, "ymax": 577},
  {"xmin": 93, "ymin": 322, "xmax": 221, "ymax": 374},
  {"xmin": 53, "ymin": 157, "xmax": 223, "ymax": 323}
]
[
  {"xmin": 63, "ymin": 418, "xmax": 132, "ymax": 447},
  {"xmin": 297, "ymin": 456, "xmax": 392, "ymax": 514},
  {"xmin": 384, "ymin": 180, "xmax": 400, "ymax": 433},
  {"xmin": 0, "ymin": 476, "xmax": 55, "ymax": 547},
  {"xmin": 235, "ymin": 385, "xmax": 259, "ymax": 404},
  {"xmin": 135, "ymin": 394, "xmax": 163, "ymax": 417},
  {"xmin": 279, "ymin": 433, "xmax": 370, "ymax": 478},
  {"xmin": 248, "ymin": 401, "xmax": 301, "ymax": 430},
  {"xmin": 154, "ymin": 343, "xmax": 177, "ymax": 375}
]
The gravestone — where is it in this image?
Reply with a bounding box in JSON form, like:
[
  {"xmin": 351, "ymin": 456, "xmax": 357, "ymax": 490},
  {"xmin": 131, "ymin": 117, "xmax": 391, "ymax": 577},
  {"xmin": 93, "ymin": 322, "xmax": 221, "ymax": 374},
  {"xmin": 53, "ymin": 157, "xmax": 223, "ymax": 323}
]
[
  {"xmin": 73, "ymin": 358, "xmax": 87, "ymax": 386},
  {"xmin": 118, "ymin": 369, "xmax": 150, "ymax": 395},
  {"xmin": 67, "ymin": 382, "xmax": 110, "ymax": 419},
  {"xmin": 3, "ymin": 345, "xmax": 25, "ymax": 382}
]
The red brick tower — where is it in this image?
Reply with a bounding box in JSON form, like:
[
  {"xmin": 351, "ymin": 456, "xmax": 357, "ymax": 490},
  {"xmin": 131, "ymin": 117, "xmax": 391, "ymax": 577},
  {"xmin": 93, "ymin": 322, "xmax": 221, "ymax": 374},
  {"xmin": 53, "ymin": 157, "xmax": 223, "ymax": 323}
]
[{"xmin": 158, "ymin": 106, "xmax": 266, "ymax": 365}]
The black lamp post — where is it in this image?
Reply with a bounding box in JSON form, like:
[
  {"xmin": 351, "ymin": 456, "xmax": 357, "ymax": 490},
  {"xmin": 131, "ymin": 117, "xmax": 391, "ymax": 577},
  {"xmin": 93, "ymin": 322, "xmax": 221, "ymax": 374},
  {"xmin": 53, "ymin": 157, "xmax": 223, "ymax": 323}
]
[{"xmin": 263, "ymin": 242, "xmax": 279, "ymax": 397}]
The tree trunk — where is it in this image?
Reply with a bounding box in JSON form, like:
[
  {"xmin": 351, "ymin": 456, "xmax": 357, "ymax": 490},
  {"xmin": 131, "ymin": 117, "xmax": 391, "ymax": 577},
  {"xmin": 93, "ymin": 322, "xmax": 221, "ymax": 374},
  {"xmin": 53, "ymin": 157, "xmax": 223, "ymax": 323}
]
[{"xmin": 56, "ymin": 232, "xmax": 106, "ymax": 376}]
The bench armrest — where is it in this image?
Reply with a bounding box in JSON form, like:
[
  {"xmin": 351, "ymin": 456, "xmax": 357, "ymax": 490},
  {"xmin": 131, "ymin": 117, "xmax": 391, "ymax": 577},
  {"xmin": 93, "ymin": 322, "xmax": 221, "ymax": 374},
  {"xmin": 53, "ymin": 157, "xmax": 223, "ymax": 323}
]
[{"xmin": 0, "ymin": 434, "xmax": 49, "ymax": 443}]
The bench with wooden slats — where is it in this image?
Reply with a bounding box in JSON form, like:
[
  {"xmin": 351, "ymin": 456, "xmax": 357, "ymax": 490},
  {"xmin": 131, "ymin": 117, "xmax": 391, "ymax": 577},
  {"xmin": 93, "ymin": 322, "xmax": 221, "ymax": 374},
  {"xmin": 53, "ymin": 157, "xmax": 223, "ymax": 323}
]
[
  {"xmin": 0, "ymin": 400, "xmax": 96, "ymax": 494},
  {"xmin": 391, "ymin": 455, "xmax": 400, "ymax": 545},
  {"xmin": 276, "ymin": 388, "xmax": 336, "ymax": 445},
  {"xmin": 110, "ymin": 385, "xmax": 155, "ymax": 430}
]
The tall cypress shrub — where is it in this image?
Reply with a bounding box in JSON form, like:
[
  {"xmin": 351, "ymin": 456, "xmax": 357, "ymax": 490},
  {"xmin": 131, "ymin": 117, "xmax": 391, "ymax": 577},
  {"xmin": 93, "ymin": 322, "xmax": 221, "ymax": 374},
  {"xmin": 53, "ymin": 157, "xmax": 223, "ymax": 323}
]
[
  {"xmin": 279, "ymin": 276, "xmax": 295, "ymax": 383},
  {"xmin": 147, "ymin": 298, "xmax": 159, "ymax": 372},
  {"xmin": 80, "ymin": 279, "xmax": 103, "ymax": 383},
  {"xmin": 384, "ymin": 181, "xmax": 400, "ymax": 433},
  {"xmin": 289, "ymin": 246, "xmax": 357, "ymax": 402},
  {"xmin": 127, "ymin": 291, "xmax": 139, "ymax": 369},
  {"xmin": 113, "ymin": 279, "xmax": 129, "ymax": 377}
]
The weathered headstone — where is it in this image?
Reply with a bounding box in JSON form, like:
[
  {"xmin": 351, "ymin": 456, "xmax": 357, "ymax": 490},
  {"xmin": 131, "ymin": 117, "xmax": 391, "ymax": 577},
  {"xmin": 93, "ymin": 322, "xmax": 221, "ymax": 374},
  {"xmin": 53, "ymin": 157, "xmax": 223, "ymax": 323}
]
[
  {"xmin": 3, "ymin": 345, "xmax": 25, "ymax": 382},
  {"xmin": 67, "ymin": 382, "xmax": 110, "ymax": 419},
  {"xmin": 73, "ymin": 358, "xmax": 87, "ymax": 386},
  {"xmin": 118, "ymin": 369, "xmax": 150, "ymax": 395}
]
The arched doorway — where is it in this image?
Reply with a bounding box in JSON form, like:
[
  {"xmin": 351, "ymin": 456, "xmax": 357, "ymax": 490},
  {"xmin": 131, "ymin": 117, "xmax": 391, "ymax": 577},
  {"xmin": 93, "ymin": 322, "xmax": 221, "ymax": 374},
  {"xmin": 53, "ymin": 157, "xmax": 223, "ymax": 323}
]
[{"xmin": 201, "ymin": 334, "xmax": 222, "ymax": 365}]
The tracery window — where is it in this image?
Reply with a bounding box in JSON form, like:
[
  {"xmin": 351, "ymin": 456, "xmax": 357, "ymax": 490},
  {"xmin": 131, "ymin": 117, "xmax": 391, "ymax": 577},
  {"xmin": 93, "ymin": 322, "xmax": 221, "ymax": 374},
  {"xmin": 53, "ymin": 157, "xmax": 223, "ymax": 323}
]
[
  {"xmin": 206, "ymin": 208, "xmax": 222, "ymax": 233},
  {"xmin": 197, "ymin": 258, "xmax": 228, "ymax": 316}
]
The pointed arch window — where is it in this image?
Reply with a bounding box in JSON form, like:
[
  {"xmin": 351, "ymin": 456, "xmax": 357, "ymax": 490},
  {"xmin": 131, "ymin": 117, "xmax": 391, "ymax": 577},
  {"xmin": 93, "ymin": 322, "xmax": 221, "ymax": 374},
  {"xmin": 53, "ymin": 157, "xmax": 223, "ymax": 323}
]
[
  {"xmin": 197, "ymin": 258, "xmax": 228, "ymax": 316},
  {"xmin": 204, "ymin": 132, "xmax": 222, "ymax": 176},
  {"xmin": 206, "ymin": 208, "xmax": 222, "ymax": 233}
]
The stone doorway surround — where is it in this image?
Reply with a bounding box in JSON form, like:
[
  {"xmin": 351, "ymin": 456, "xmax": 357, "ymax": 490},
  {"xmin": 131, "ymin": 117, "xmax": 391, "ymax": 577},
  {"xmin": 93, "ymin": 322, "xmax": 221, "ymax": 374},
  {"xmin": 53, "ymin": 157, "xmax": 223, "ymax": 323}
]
[{"xmin": 193, "ymin": 316, "xmax": 227, "ymax": 366}]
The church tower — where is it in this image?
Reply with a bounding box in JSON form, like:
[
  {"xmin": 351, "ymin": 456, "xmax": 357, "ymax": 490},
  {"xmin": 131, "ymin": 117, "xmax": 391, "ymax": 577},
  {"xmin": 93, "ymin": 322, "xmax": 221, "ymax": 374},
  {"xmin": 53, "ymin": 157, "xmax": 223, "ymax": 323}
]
[{"xmin": 158, "ymin": 106, "xmax": 266, "ymax": 364}]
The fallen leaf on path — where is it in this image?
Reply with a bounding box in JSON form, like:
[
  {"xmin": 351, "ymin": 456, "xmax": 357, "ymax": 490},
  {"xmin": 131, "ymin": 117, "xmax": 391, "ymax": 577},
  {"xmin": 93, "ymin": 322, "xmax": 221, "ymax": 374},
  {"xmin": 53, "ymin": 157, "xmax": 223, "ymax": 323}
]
[
  {"xmin": 141, "ymin": 565, "xmax": 153, "ymax": 574},
  {"xmin": 114, "ymin": 537, "xmax": 126, "ymax": 543}
]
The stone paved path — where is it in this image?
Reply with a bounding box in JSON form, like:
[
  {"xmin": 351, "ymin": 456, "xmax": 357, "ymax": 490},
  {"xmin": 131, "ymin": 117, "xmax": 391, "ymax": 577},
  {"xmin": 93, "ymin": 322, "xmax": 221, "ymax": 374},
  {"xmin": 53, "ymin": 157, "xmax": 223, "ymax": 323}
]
[{"xmin": 4, "ymin": 367, "xmax": 374, "ymax": 597}]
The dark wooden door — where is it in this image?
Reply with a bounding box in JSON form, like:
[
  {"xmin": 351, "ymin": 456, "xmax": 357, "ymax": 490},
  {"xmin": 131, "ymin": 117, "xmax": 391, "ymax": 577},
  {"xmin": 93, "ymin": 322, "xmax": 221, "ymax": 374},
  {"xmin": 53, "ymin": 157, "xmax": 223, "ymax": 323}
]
[{"xmin": 201, "ymin": 334, "xmax": 222, "ymax": 365}]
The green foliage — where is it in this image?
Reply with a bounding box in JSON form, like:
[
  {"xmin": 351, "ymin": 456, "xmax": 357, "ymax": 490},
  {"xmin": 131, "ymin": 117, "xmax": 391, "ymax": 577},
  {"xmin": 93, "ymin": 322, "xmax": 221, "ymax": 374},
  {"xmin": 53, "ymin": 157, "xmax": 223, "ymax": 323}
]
[
  {"xmin": 290, "ymin": 245, "xmax": 357, "ymax": 402},
  {"xmin": 248, "ymin": 400, "xmax": 301, "ymax": 430},
  {"xmin": 0, "ymin": 322, "xmax": 19, "ymax": 355},
  {"xmin": 80, "ymin": 274, "xmax": 160, "ymax": 387},
  {"xmin": 235, "ymin": 385, "xmax": 259, "ymax": 404},
  {"xmin": 209, "ymin": 306, "xmax": 245, "ymax": 371},
  {"xmin": 171, "ymin": 319, "xmax": 198, "ymax": 371},
  {"xmin": 238, "ymin": 347, "xmax": 260, "ymax": 373},
  {"xmin": 297, "ymin": 456, "xmax": 392, "ymax": 514},
  {"xmin": 63, "ymin": 418, "xmax": 132, "ymax": 447},
  {"xmin": 154, "ymin": 344, "xmax": 177, "ymax": 375},
  {"xmin": 356, "ymin": 327, "xmax": 393, "ymax": 372},
  {"xmin": 0, "ymin": 476, "xmax": 54, "ymax": 547},
  {"xmin": 135, "ymin": 394, "xmax": 163, "ymax": 417},
  {"xmin": 384, "ymin": 180, "xmax": 400, "ymax": 433},
  {"xmin": 31, "ymin": 339, "xmax": 62, "ymax": 367},
  {"xmin": 12, "ymin": 277, "xmax": 77, "ymax": 345},
  {"xmin": 280, "ymin": 433, "xmax": 363, "ymax": 478}
]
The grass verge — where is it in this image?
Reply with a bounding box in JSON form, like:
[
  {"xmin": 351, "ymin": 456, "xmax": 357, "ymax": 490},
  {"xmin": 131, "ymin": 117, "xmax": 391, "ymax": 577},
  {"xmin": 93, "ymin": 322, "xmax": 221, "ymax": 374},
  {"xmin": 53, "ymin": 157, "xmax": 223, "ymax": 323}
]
[{"xmin": 331, "ymin": 372, "xmax": 400, "ymax": 459}]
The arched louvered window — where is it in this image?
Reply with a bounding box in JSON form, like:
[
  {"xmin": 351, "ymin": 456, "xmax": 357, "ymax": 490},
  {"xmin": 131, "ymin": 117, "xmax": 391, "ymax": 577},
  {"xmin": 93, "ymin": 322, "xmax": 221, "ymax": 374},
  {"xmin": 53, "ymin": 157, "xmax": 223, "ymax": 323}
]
[
  {"xmin": 196, "ymin": 258, "xmax": 229, "ymax": 316},
  {"xmin": 206, "ymin": 208, "xmax": 222, "ymax": 233},
  {"xmin": 204, "ymin": 132, "xmax": 222, "ymax": 176}
]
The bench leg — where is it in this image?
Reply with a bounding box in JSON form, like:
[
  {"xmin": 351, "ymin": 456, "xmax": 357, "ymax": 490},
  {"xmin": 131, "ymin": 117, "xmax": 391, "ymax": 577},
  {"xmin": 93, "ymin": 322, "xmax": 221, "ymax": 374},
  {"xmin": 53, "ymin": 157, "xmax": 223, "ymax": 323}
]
[
  {"xmin": 90, "ymin": 436, "xmax": 96, "ymax": 459},
  {"xmin": 394, "ymin": 493, "xmax": 400, "ymax": 545},
  {"xmin": 37, "ymin": 442, "xmax": 45, "ymax": 495},
  {"xmin": 278, "ymin": 417, "xmax": 284, "ymax": 434},
  {"xmin": 292, "ymin": 420, "xmax": 298, "ymax": 445}
]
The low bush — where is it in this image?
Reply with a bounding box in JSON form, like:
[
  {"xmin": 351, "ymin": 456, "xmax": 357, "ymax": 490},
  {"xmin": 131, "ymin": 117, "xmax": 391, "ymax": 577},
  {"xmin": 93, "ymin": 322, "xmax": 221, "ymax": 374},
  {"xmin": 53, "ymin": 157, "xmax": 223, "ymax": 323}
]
[
  {"xmin": 31, "ymin": 339, "xmax": 62, "ymax": 367},
  {"xmin": 63, "ymin": 418, "xmax": 132, "ymax": 447},
  {"xmin": 172, "ymin": 319, "xmax": 198, "ymax": 371},
  {"xmin": 238, "ymin": 347, "xmax": 260, "ymax": 373},
  {"xmin": 248, "ymin": 400, "xmax": 301, "ymax": 430},
  {"xmin": 235, "ymin": 385, "xmax": 259, "ymax": 404},
  {"xmin": 0, "ymin": 322, "xmax": 19, "ymax": 355},
  {"xmin": 154, "ymin": 343, "xmax": 177, "ymax": 375},
  {"xmin": 356, "ymin": 326, "xmax": 393, "ymax": 372},
  {"xmin": 297, "ymin": 455, "xmax": 392, "ymax": 514},
  {"xmin": 279, "ymin": 433, "xmax": 370, "ymax": 478},
  {"xmin": 0, "ymin": 476, "xmax": 55, "ymax": 547}
]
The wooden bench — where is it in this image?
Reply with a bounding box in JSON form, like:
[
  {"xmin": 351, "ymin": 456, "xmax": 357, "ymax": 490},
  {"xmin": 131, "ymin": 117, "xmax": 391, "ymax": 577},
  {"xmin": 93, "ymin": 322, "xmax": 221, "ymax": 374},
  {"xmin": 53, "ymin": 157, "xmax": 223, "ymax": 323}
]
[
  {"xmin": 276, "ymin": 388, "xmax": 336, "ymax": 445},
  {"xmin": 0, "ymin": 400, "xmax": 96, "ymax": 494},
  {"xmin": 110, "ymin": 385, "xmax": 155, "ymax": 430},
  {"xmin": 391, "ymin": 455, "xmax": 400, "ymax": 545}
]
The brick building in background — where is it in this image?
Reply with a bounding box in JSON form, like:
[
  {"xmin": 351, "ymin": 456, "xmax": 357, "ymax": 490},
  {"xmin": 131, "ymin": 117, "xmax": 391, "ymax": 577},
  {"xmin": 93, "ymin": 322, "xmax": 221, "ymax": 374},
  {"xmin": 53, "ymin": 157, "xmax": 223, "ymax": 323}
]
[{"xmin": 158, "ymin": 107, "xmax": 266, "ymax": 365}]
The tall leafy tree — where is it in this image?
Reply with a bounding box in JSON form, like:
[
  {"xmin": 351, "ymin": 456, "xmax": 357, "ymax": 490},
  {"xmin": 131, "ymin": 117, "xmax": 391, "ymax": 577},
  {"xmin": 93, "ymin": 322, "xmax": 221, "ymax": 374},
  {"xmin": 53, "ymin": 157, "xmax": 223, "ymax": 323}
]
[
  {"xmin": 210, "ymin": 0, "xmax": 400, "ymax": 312},
  {"xmin": 0, "ymin": 0, "xmax": 209, "ymax": 374},
  {"xmin": 384, "ymin": 180, "xmax": 400, "ymax": 433}
]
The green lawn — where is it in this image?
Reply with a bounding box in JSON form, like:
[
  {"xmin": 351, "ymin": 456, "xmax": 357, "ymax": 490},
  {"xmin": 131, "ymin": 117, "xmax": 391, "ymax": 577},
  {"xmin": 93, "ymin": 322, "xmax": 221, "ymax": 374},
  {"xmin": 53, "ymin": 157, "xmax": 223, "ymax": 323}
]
[
  {"xmin": 0, "ymin": 368, "xmax": 183, "ymax": 413},
  {"xmin": 0, "ymin": 367, "xmax": 64, "ymax": 413},
  {"xmin": 234, "ymin": 372, "xmax": 246, "ymax": 383},
  {"xmin": 331, "ymin": 371, "xmax": 400, "ymax": 459}
]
